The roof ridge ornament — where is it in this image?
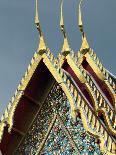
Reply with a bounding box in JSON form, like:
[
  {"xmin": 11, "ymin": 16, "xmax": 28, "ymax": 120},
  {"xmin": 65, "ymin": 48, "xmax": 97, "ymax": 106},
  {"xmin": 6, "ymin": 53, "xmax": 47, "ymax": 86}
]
[
  {"xmin": 35, "ymin": 0, "xmax": 46, "ymax": 54},
  {"xmin": 78, "ymin": 0, "xmax": 89, "ymax": 51},
  {"xmin": 60, "ymin": 0, "xmax": 70, "ymax": 55}
]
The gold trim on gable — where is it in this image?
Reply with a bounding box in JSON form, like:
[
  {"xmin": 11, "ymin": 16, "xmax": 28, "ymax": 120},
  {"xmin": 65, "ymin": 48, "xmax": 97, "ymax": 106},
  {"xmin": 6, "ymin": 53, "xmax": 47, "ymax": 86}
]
[{"xmin": 58, "ymin": 50, "xmax": 115, "ymax": 136}]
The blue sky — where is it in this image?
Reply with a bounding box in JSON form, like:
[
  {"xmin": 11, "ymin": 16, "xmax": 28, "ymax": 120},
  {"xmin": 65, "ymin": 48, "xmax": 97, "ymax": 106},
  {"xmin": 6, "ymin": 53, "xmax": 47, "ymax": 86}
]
[{"xmin": 0, "ymin": 0, "xmax": 116, "ymax": 116}]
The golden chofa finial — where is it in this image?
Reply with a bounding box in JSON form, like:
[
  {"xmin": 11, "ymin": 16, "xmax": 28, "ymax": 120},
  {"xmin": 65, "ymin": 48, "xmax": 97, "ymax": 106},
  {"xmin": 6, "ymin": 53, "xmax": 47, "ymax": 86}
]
[
  {"xmin": 78, "ymin": 0, "xmax": 89, "ymax": 52},
  {"xmin": 60, "ymin": 0, "xmax": 70, "ymax": 55},
  {"xmin": 35, "ymin": 0, "xmax": 46, "ymax": 54}
]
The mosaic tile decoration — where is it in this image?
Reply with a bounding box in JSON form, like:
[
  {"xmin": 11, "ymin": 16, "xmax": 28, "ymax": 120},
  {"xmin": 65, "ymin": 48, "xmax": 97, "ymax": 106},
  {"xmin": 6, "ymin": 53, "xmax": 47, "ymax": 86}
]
[
  {"xmin": 15, "ymin": 97, "xmax": 54, "ymax": 154},
  {"xmin": 41, "ymin": 118, "xmax": 77, "ymax": 155},
  {"xmin": 15, "ymin": 84, "xmax": 102, "ymax": 155}
]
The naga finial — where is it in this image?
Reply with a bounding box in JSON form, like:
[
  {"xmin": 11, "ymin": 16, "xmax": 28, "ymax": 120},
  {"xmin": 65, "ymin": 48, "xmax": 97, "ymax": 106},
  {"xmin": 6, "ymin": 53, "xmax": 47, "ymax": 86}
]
[
  {"xmin": 35, "ymin": 0, "xmax": 46, "ymax": 53},
  {"xmin": 78, "ymin": 0, "xmax": 89, "ymax": 51},
  {"xmin": 60, "ymin": 0, "xmax": 70, "ymax": 55}
]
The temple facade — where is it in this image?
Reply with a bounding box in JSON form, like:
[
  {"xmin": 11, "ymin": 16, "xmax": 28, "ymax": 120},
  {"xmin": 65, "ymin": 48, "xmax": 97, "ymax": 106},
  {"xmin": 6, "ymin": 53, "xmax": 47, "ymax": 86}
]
[{"xmin": 0, "ymin": 0, "xmax": 115, "ymax": 154}]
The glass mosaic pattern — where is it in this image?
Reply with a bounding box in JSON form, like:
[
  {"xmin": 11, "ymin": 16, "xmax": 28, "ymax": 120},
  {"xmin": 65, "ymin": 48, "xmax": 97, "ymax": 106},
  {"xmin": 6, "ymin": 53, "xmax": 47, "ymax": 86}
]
[
  {"xmin": 15, "ymin": 83, "xmax": 102, "ymax": 155},
  {"xmin": 57, "ymin": 101, "xmax": 102, "ymax": 155},
  {"xmin": 41, "ymin": 119, "xmax": 77, "ymax": 155},
  {"xmin": 15, "ymin": 97, "xmax": 54, "ymax": 154}
]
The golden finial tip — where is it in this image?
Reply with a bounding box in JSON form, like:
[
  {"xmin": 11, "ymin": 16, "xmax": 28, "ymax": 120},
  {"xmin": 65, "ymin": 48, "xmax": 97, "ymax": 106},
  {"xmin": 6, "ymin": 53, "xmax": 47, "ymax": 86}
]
[
  {"xmin": 78, "ymin": 0, "xmax": 84, "ymax": 31},
  {"xmin": 35, "ymin": 0, "xmax": 46, "ymax": 53},
  {"xmin": 60, "ymin": 0, "xmax": 64, "ymax": 27},
  {"xmin": 78, "ymin": 0, "xmax": 89, "ymax": 50},
  {"xmin": 35, "ymin": 0, "xmax": 39, "ymax": 24},
  {"xmin": 60, "ymin": 0, "xmax": 70, "ymax": 54},
  {"xmin": 78, "ymin": 6, "xmax": 82, "ymax": 27}
]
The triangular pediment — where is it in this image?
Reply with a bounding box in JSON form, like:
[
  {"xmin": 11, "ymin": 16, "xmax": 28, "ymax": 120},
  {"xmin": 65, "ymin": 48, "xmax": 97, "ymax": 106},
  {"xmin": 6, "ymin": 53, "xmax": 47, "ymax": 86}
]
[{"xmin": 0, "ymin": 0, "xmax": 115, "ymax": 154}]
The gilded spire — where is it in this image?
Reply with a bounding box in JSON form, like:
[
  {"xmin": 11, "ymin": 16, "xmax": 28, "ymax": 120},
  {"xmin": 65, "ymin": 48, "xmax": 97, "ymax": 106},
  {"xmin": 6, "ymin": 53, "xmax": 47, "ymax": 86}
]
[
  {"xmin": 78, "ymin": 0, "xmax": 89, "ymax": 51},
  {"xmin": 35, "ymin": 0, "xmax": 46, "ymax": 53},
  {"xmin": 60, "ymin": 0, "xmax": 70, "ymax": 54}
]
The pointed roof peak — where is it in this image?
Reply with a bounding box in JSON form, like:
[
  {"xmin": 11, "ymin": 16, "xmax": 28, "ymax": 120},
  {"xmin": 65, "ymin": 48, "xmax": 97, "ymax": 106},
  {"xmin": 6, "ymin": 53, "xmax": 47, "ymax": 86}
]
[
  {"xmin": 78, "ymin": 0, "xmax": 89, "ymax": 51},
  {"xmin": 60, "ymin": 0, "xmax": 70, "ymax": 55},
  {"xmin": 35, "ymin": 0, "xmax": 46, "ymax": 53}
]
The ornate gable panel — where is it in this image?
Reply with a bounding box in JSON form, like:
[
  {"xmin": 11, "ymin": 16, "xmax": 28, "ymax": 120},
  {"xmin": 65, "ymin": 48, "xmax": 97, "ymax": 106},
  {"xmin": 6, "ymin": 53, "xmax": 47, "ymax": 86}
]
[{"xmin": 15, "ymin": 84, "xmax": 102, "ymax": 155}]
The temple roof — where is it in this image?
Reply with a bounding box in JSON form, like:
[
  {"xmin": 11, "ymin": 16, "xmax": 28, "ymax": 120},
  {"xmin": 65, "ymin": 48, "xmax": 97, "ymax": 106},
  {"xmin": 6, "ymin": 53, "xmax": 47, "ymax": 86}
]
[{"xmin": 0, "ymin": 0, "xmax": 115, "ymax": 154}]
